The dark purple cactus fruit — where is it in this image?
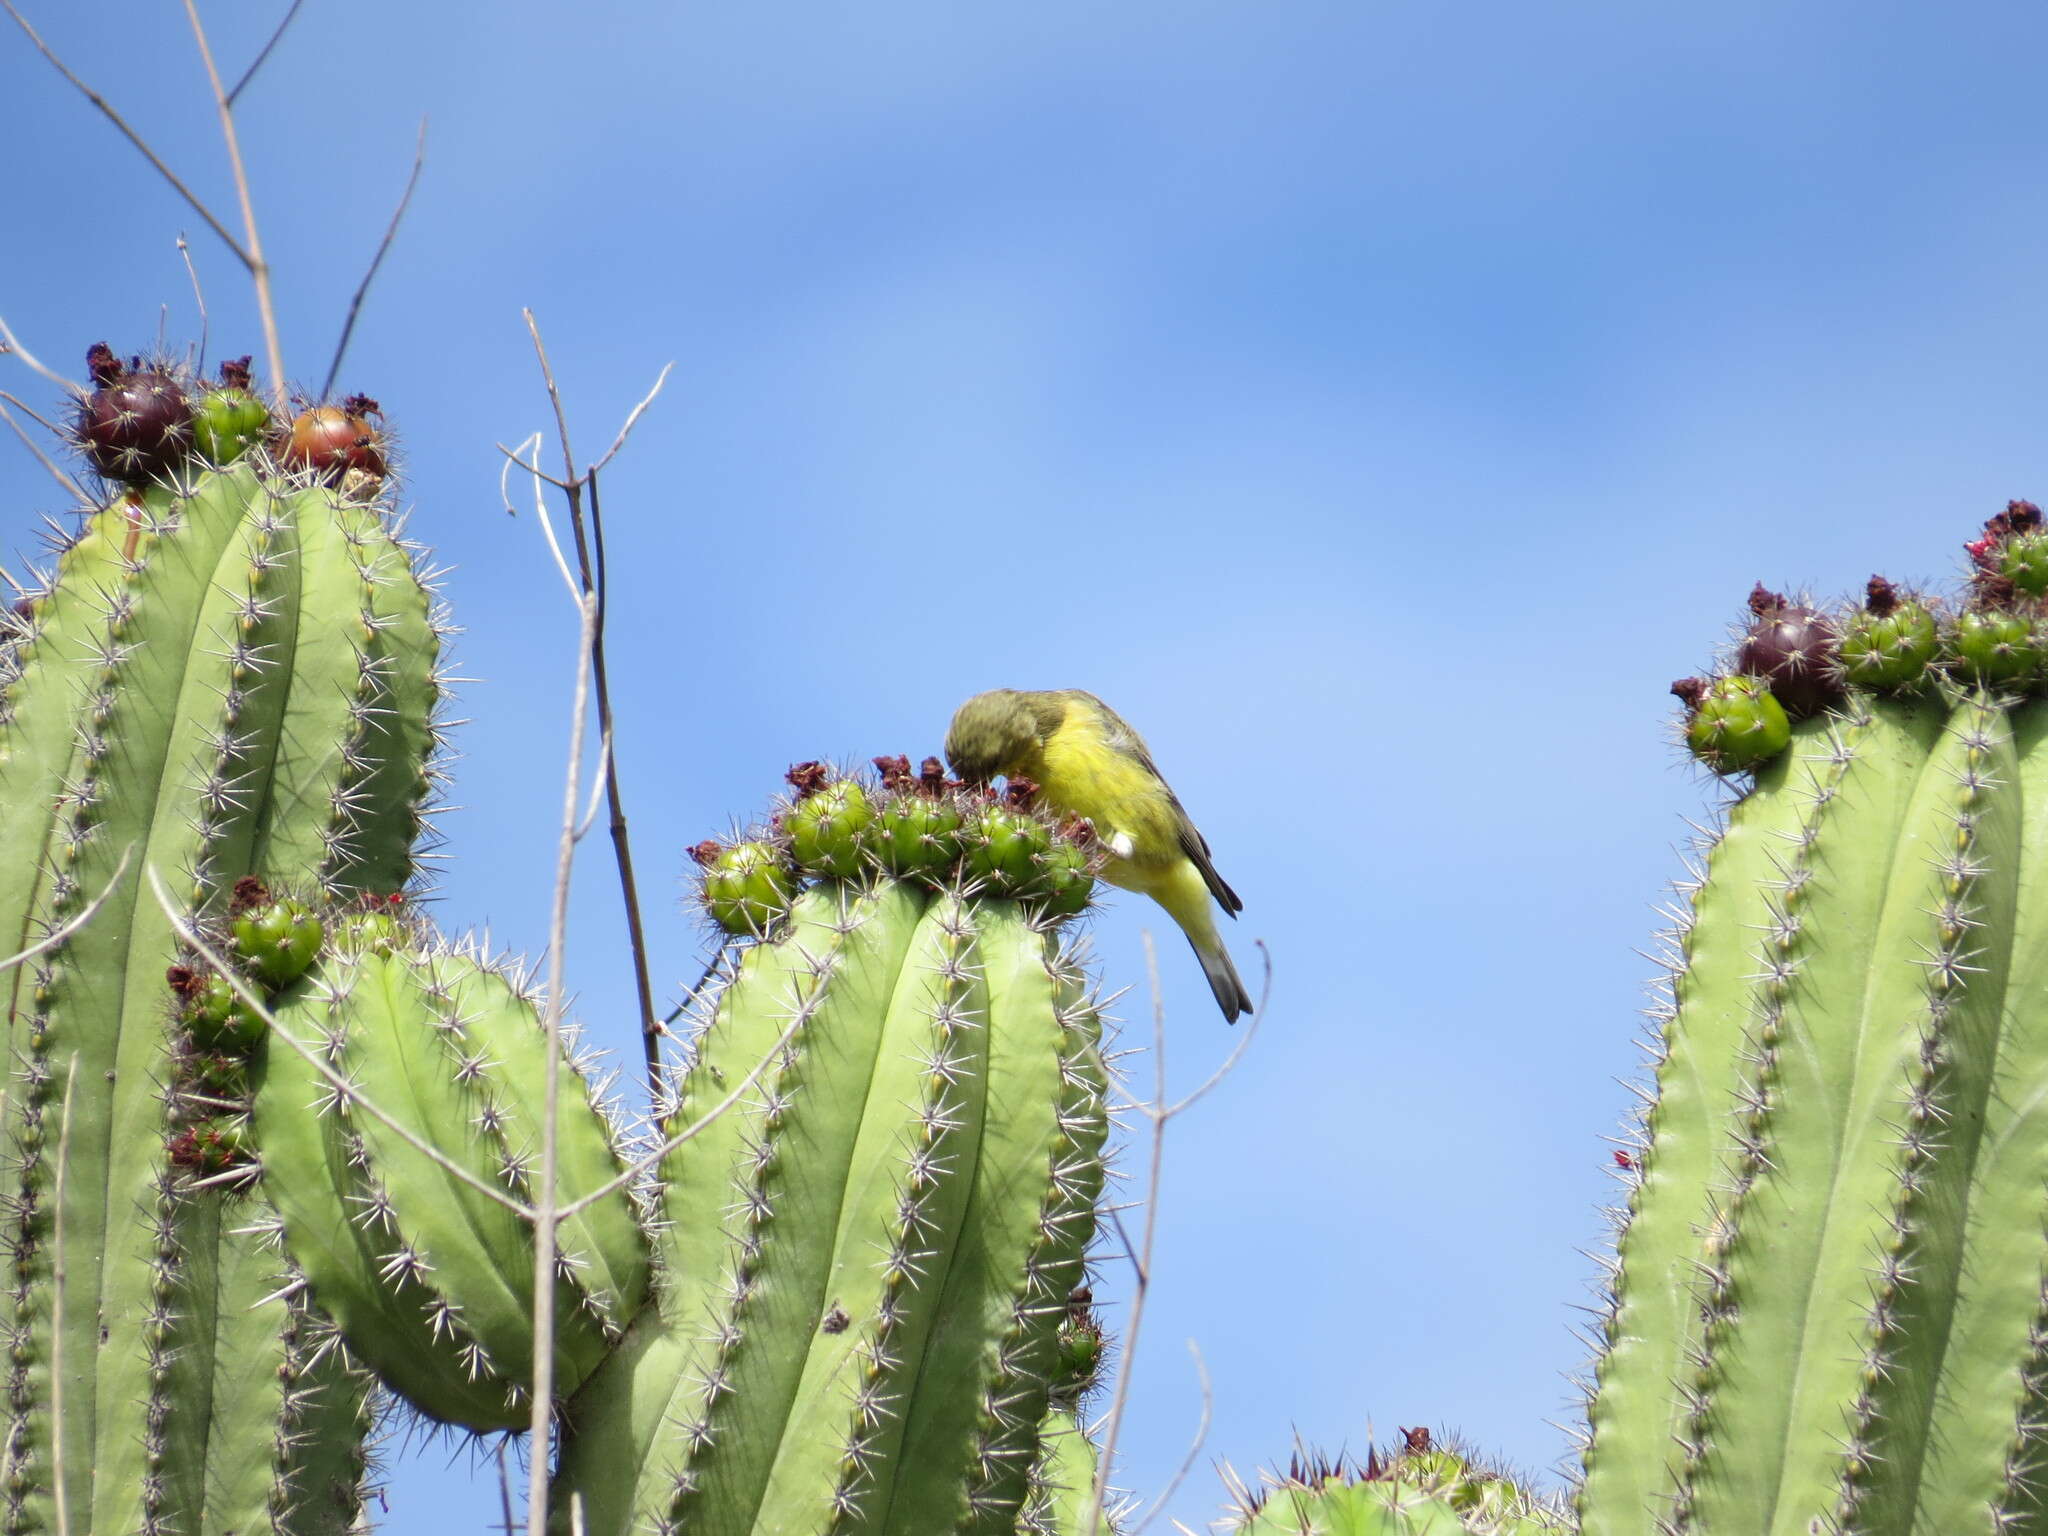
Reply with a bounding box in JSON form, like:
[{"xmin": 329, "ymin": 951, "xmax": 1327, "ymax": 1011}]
[
  {"xmin": 73, "ymin": 342, "xmax": 195, "ymax": 485},
  {"xmin": 1737, "ymin": 583, "xmax": 1843, "ymax": 720}
]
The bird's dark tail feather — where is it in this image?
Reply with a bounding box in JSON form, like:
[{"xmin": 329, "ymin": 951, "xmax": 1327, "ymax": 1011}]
[{"xmin": 1193, "ymin": 936, "xmax": 1254, "ymax": 1024}]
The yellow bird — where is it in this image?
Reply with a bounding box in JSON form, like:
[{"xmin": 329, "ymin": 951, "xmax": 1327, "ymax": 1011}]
[{"xmin": 945, "ymin": 688, "xmax": 1252, "ymax": 1022}]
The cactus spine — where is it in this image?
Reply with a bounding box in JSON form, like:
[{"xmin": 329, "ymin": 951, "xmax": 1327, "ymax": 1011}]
[{"xmin": 0, "ymin": 421, "xmax": 440, "ymax": 1530}]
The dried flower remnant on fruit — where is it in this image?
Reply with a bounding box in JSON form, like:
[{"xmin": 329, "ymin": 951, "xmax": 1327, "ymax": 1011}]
[
  {"xmin": 1841, "ymin": 576, "xmax": 1940, "ymax": 690},
  {"xmin": 785, "ymin": 760, "xmax": 832, "ymax": 797}
]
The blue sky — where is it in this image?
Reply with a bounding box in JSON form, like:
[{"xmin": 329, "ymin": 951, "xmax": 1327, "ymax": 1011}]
[{"xmin": 5, "ymin": 1, "xmax": 2048, "ymax": 1529}]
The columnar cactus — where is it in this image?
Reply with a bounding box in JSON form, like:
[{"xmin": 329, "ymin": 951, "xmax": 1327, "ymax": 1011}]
[
  {"xmin": 6, "ymin": 341, "xmax": 1117, "ymax": 1533},
  {"xmin": 1580, "ymin": 504, "xmax": 2048, "ymax": 1533},
  {"xmin": 551, "ymin": 777, "xmax": 1111, "ymax": 1533},
  {"xmin": 1225, "ymin": 1438, "xmax": 1568, "ymax": 1536},
  {"xmin": 0, "ymin": 349, "xmax": 439, "ymax": 1533}
]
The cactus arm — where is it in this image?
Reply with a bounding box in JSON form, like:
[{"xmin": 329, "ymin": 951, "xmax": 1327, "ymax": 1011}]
[
  {"xmin": 438, "ymin": 952, "xmax": 647, "ymax": 1343},
  {"xmin": 252, "ymin": 975, "xmax": 511, "ymax": 1428},
  {"xmin": 665, "ymin": 884, "xmax": 918, "ymax": 1528},
  {"xmin": 1020, "ymin": 1405, "xmax": 1105, "ymax": 1536},
  {"xmin": 309, "ymin": 507, "xmax": 438, "ymax": 895},
  {"xmin": 0, "ymin": 509, "xmax": 134, "ymax": 982},
  {"xmin": 1911, "ymin": 704, "xmax": 2048, "ymax": 1528},
  {"xmin": 17, "ymin": 470, "xmax": 262, "ymax": 1531},
  {"xmin": 1578, "ymin": 713, "xmax": 1869, "ymax": 1530},
  {"xmin": 753, "ymin": 890, "xmax": 992, "ymax": 1530},
  {"xmin": 1840, "ymin": 695, "xmax": 2021, "ymax": 1528},
  {"xmin": 1672, "ymin": 698, "xmax": 1951, "ymax": 1532},
  {"xmin": 327, "ymin": 953, "xmax": 557, "ymax": 1386},
  {"xmin": 887, "ymin": 906, "xmax": 1107, "ymax": 1533},
  {"xmin": 1663, "ymin": 697, "xmax": 2016, "ymax": 1534},
  {"xmin": 252, "ymin": 942, "xmax": 649, "ymax": 1434}
]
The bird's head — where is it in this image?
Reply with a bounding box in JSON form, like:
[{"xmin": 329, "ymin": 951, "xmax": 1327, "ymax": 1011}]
[{"xmin": 945, "ymin": 689, "xmax": 1044, "ymax": 783}]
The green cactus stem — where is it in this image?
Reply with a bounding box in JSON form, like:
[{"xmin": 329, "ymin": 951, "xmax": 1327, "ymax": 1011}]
[
  {"xmin": 552, "ymin": 875, "xmax": 1108, "ymax": 1534},
  {"xmin": 0, "ymin": 427, "xmax": 444, "ymax": 1532},
  {"xmin": 1583, "ymin": 507, "xmax": 2048, "ymax": 1533},
  {"xmin": 250, "ymin": 939, "xmax": 650, "ymax": 1433}
]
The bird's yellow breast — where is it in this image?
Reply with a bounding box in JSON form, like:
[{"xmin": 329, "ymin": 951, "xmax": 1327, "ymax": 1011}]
[{"xmin": 1033, "ymin": 702, "xmax": 1181, "ymax": 873}]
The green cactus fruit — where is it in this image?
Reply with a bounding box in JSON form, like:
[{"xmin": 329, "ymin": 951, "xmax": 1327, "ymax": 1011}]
[
  {"xmin": 870, "ymin": 756, "xmax": 967, "ymax": 878},
  {"xmin": 251, "ymin": 941, "xmax": 651, "ymax": 1434},
  {"xmin": 1951, "ymin": 607, "xmax": 2042, "ymax": 684},
  {"xmin": 1838, "ymin": 576, "xmax": 1939, "ymax": 689},
  {"xmin": 1050, "ymin": 1307, "xmax": 1105, "ymax": 1405},
  {"xmin": 964, "ymin": 799, "xmax": 1056, "ymax": 892},
  {"xmin": 170, "ymin": 964, "xmax": 264, "ymax": 1050},
  {"xmin": 2000, "ymin": 530, "xmax": 2048, "ymax": 595},
  {"xmin": 231, "ymin": 888, "xmax": 327, "ymax": 987},
  {"xmin": 553, "ymin": 878, "xmax": 1108, "ymax": 1534},
  {"xmin": 178, "ymin": 1045, "xmax": 251, "ymax": 1103},
  {"xmin": 1676, "ymin": 674, "xmax": 1791, "ymax": 772},
  {"xmin": 1229, "ymin": 1440, "xmax": 1568, "ymax": 1535},
  {"xmin": 191, "ymin": 357, "xmax": 274, "ymax": 465},
  {"xmin": 1034, "ymin": 838, "xmax": 1097, "ymax": 918},
  {"xmin": 0, "ymin": 449, "xmax": 437, "ymax": 1532},
  {"xmin": 167, "ymin": 1117, "xmax": 255, "ymax": 1179},
  {"xmin": 693, "ymin": 836, "xmax": 796, "ymax": 933},
  {"xmin": 330, "ymin": 896, "xmax": 409, "ymax": 956},
  {"xmin": 785, "ymin": 767, "xmax": 877, "ymax": 878}
]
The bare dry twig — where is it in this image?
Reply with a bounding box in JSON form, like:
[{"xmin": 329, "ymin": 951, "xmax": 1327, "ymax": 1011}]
[
  {"xmin": 1086, "ymin": 937, "xmax": 1271, "ymax": 1536},
  {"xmin": 0, "ymin": 393, "xmax": 87, "ymax": 504},
  {"xmin": 225, "ymin": 0, "xmax": 308, "ymax": 106},
  {"xmin": 321, "ymin": 118, "xmax": 427, "ymax": 400},
  {"xmin": 519, "ymin": 310, "xmax": 673, "ymax": 1090},
  {"xmin": 0, "ymin": 315, "xmax": 84, "ymax": 399},
  {"xmin": 0, "ymin": 0, "xmax": 249, "ymax": 266},
  {"xmin": 179, "ymin": 0, "xmax": 285, "ymax": 398},
  {"xmin": 525, "ymin": 571, "xmax": 597, "ymax": 1536},
  {"xmin": 176, "ymin": 235, "xmax": 209, "ymax": 374}
]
